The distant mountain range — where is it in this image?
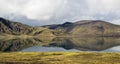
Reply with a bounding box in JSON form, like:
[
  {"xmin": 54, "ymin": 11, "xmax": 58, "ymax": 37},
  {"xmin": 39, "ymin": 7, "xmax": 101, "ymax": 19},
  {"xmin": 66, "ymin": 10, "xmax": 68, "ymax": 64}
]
[{"xmin": 0, "ymin": 17, "xmax": 120, "ymax": 37}]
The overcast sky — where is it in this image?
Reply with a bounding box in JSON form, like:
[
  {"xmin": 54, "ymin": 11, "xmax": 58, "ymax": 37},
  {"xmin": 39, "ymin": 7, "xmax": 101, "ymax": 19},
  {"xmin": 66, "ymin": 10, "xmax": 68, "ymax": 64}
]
[{"xmin": 0, "ymin": 0, "xmax": 120, "ymax": 26}]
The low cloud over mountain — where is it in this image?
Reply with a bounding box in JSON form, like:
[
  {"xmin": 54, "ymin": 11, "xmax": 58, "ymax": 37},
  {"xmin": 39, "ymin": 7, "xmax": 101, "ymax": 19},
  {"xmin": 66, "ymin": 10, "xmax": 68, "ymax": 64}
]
[{"xmin": 0, "ymin": 0, "xmax": 120, "ymax": 25}]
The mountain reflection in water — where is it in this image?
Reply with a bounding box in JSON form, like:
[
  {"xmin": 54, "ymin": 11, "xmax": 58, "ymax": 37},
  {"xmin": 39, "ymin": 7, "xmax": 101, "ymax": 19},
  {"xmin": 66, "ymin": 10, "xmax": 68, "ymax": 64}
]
[{"xmin": 0, "ymin": 37, "xmax": 120, "ymax": 52}]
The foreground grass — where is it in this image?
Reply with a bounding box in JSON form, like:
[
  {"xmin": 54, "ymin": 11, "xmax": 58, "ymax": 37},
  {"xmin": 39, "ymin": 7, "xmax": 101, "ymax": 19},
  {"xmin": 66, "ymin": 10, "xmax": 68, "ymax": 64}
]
[{"xmin": 0, "ymin": 52, "xmax": 120, "ymax": 64}]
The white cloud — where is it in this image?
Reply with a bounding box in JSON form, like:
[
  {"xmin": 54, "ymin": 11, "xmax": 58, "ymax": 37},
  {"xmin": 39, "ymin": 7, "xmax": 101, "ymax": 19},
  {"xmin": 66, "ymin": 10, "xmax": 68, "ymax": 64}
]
[
  {"xmin": 86, "ymin": 0, "xmax": 120, "ymax": 15},
  {"xmin": 0, "ymin": 0, "xmax": 120, "ymax": 25},
  {"xmin": 0, "ymin": 0, "xmax": 66, "ymax": 20},
  {"xmin": 110, "ymin": 19, "xmax": 120, "ymax": 25},
  {"xmin": 22, "ymin": 0, "xmax": 65, "ymax": 20}
]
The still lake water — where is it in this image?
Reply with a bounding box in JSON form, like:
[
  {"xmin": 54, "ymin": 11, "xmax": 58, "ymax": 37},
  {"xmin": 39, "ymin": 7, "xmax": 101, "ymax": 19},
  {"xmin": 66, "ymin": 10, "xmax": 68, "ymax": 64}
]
[{"xmin": 0, "ymin": 37, "xmax": 120, "ymax": 52}]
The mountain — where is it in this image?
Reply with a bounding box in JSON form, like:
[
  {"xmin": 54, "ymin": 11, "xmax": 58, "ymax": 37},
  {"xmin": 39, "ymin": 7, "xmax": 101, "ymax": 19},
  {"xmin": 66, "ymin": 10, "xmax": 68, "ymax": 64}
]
[
  {"xmin": 0, "ymin": 17, "xmax": 54, "ymax": 36},
  {"xmin": 43, "ymin": 20, "xmax": 120, "ymax": 37},
  {"xmin": 1, "ymin": 17, "xmax": 120, "ymax": 37},
  {"xmin": 69, "ymin": 20, "xmax": 120, "ymax": 37}
]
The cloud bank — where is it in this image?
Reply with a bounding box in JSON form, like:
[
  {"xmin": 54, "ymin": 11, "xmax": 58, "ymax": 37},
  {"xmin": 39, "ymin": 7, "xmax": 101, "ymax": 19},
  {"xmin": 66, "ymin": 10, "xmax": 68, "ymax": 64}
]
[{"xmin": 0, "ymin": 0, "xmax": 120, "ymax": 25}]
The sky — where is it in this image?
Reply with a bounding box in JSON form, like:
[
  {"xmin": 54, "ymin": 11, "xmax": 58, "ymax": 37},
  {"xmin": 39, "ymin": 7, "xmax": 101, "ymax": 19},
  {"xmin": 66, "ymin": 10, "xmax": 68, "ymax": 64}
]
[{"xmin": 0, "ymin": 0, "xmax": 120, "ymax": 26}]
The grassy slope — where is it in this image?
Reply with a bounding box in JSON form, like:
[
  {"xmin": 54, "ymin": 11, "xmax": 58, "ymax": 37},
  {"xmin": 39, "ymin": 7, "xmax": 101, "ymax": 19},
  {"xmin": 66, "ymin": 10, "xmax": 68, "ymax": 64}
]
[
  {"xmin": 0, "ymin": 52, "xmax": 120, "ymax": 64},
  {"xmin": 47, "ymin": 20, "xmax": 120, "ymax": 37},
  {"xmin": 0, "ymin": 17, "xmax": 55, "ymax": 37},
  {"xmin": 69, "ymin": 21, "xmax": 120, "ymax": 36},
  {"xmin": 1, "ymin": 17, "xmax": 120, "ymax": 37}
]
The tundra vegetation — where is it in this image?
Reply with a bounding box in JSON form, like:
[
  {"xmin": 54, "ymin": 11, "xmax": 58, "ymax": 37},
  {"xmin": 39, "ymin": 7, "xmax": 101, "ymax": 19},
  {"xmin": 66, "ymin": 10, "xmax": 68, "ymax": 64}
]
[{"xmin": 0, "ymin": 52, "xmax": 120, "ymax": 64}]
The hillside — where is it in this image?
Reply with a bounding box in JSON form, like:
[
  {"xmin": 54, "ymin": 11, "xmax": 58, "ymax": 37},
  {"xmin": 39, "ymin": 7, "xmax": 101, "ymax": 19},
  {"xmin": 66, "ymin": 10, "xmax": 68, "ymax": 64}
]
[
  {"xmin": 44, "ymin": 20, "xmax": 120, "ymax": 37},
  {"xmin": 0, "ymin": 17, "xmax": 54, "ymax": 36},
  {"xmin": 70, "ymin": 20, "xmax": 120, "ymax": 37},
  {"xmin": 1, "ymin": 17, "xmax": 120, "ymax": 37}
]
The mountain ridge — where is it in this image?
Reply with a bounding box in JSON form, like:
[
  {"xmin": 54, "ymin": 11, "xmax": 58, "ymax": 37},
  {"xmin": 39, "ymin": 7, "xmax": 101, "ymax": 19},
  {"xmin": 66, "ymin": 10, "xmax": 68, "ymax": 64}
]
[
  {"xmin": 0, "ymin": 17, "xmax": 120, "ymax": 37},
  {"xmin": 0, "ymin": 17, "xmax": 54, "ymax": 36},
  {"xmin": 43, "ymin": 20, "xmax": 120, "ymax": 37}
]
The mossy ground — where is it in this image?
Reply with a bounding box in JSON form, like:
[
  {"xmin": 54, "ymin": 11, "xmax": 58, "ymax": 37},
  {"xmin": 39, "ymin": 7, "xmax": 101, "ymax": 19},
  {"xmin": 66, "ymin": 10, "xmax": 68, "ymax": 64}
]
[{"xmin": 0, "ymin": 52, "xmax": 120, "ymax": 64}]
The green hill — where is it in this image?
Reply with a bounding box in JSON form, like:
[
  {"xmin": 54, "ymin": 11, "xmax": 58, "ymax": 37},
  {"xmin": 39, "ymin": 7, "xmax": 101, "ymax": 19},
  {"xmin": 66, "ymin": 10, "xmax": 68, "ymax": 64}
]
[
  {"xmin": 44, "ymin": 20, "xmax": 120, "ymax": 37},
  {"xmin": 69, "ymin": 20, "xmax": 120, "ymax": 37},
  {"xmin": 0, "ymin": 17, "xmax": 54, "ymax": 36},
  {"xmin": 1, "ymin": 17, "xmax": 120, "ymax": 37}
]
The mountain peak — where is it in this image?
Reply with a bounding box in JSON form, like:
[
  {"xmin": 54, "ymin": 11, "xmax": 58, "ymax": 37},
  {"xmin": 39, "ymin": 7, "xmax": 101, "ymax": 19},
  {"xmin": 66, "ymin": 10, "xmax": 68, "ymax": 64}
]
[
  {"xmin": 62, "ymin": 22, "xmax": 73, "ymax": 27},
  {"xmin": 0, "ymin": 17, "xmax": 8, "ymax": 22}
]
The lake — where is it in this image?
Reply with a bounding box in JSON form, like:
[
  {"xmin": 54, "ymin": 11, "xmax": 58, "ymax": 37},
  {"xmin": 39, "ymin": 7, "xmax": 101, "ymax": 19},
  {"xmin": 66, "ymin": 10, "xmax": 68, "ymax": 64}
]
[{"xmin": 0, "ymin": 37, "xmax": 120, "ymax": 52}]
